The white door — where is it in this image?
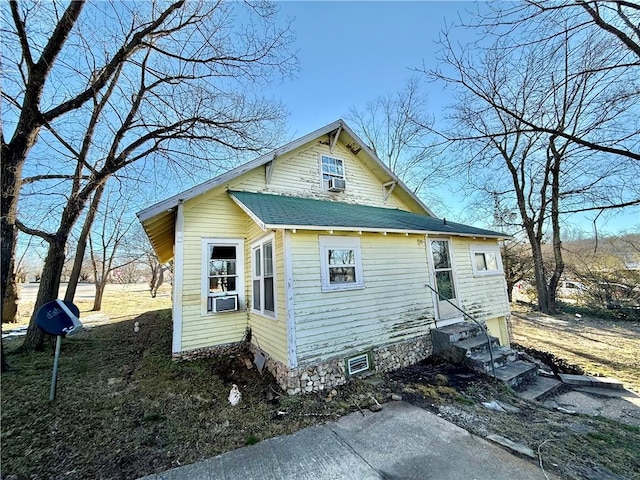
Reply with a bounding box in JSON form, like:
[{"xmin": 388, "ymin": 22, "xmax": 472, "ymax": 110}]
[{"xmin": 429, "ymin": 239, "xmax": 460, "ymax": 321}]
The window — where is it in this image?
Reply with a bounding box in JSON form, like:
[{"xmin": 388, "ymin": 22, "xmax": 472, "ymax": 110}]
[
  {"xmin": 319, "ymin": 236, "xmax": 364, "ymax": 291},
  {"xmin": 252, "ymin": 234, "xmax": 276, "ymax": 317},
  {"xmin": 201, "ymin": 238, "xmax": 244, "ymax": 314},
  {"xmin": 320, "ymin": 155, "xmax": 345, "ymax": 190},
  {"xmin": 470, "ymin": 245, "xmax": 503, "ymax": 276}
]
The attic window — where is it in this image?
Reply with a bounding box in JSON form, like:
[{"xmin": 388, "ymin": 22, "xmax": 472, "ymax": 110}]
[{"xmin": 320, "ymin": 155, "xmax": 346, "ymax": 191}]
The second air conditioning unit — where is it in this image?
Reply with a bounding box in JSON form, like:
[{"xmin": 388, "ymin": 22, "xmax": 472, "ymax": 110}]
[{"xmin": 328, "ymin": 178, "xmax": 346, "ymax": 192}]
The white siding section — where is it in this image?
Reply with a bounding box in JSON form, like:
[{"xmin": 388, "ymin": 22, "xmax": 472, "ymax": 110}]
[
  {"xmin": 290, "ymin": 231, "xmax": 435, "ymax": 365},
  {"xmin": 451, "ymin": 237, "xmax": 510, "ymax": 321}
]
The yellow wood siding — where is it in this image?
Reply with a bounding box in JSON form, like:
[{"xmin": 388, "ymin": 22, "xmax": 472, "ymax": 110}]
[
  {"xmin": 245, "ymin": 223, "xmax": 289, "ymax": 364},
  {"xmin": 290, "ymin": 231, "xmax": 435, "ymax": 365},
  {"xmin": 486, "ymin": 316, "xmax": 510, "ymax": 348},
  {"xmin": 450, "ymin": 238, "xmax": 510, "ymax": 322},
  {"xmin": 230, "ymin": 140, "xmax": 416, "ymax": 211},
  {"xmin": 180, "ymin": 187, "xmax": 248, "ymax": 351}
]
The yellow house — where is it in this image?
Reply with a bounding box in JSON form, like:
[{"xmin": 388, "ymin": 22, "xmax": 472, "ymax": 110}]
[{"xmin": 137, "ymin": 120, "xmax": 511, "ymax": 394}]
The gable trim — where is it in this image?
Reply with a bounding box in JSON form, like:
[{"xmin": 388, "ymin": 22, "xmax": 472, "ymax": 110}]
[{"xmin": 229, "ymin": 194, "xmax": 267, "ymax": 231}]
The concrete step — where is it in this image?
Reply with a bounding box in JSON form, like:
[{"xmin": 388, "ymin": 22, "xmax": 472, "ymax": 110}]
[
  {"xmin": 491, "ymin": 360, "xmax": 538, "ymax": 389},
  {"xmin": 446, "ymin": 335, "xmax": 500, "ymax": 364},
  {"xmin": 468, "ymin": 346, "xmax": 518, "ymax": 373},
  {"xmin": 431, "ymin": 322, "xmax": 483, "ymax": 353},
  {"xmin": 517, "ymin": 376, "xmax": 563, "ymax": 401},
  {"xmin": 453, "ymin": 334, "xmax": 500, "ymax": 354}
]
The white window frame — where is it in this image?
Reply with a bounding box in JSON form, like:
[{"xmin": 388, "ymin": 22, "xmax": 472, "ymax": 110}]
[
  {"xmin": 251, "ymin": 233, "xmax": 277, "ymax": 318},
  {"xmin": 319, "ymin": 235, "xmax": 365, "ymax": 292},
  {"xmin": 201, "ymin": 238, "xmax": 244, "ymax": 316},
  {"xmin": 469, "ymin": 244, "xmax": 504, "ymax": 277},
  {"xmin": 319, "ymin": 154, "xmax": 346, "ymax": 191}
]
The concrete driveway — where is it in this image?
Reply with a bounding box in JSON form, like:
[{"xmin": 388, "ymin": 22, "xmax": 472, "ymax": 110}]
[{"xmin": 140, "ymin": 401, "xmax": 557, "ymax": 480}]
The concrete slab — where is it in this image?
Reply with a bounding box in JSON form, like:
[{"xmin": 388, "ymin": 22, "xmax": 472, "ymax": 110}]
[
  {"xmin": 550, "ymin": 390, "xmax": 640, "ymax": 426},
  {"xmin": 140, "ymin": 402, "xmax": 558, "ymax": 480},
  {"xmin": 139, "ymin": 425, "xmax": 379, "ymax": 480},
  {"xmin": 559, "ymin": 374, "xmax": 625, "ymax": 390},
  {"xmin": 558, "ymin": 374, "xmax": 593, "ymax": 387},
  {"xmin": 517, "ymin": 377, "xmax": 562, "ymax": 401}
]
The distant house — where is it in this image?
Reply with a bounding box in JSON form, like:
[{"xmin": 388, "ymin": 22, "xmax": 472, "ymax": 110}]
[{"xmin": 137, "ymin": 120, "xmax": 510, "ymax": 394}]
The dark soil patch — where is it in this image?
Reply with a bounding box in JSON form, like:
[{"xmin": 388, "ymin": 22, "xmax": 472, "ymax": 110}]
[{"xmin": 512, "ymin": 343, "xmax": 585, "ymax": 376}]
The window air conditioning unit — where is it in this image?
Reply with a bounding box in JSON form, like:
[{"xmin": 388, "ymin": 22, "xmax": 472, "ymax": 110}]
[
  {"xmin": 328, "ymin": 178, "xmax": 346, "ymax": 192},
  {"xmin": 211, "ymin": 295, "xmax": 238, "ymax": 313}
]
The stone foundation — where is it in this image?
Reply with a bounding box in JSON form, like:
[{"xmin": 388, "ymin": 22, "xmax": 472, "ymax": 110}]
[
  {"xmin": 372, "ymin": 334, "xmax": 433, "ymax": 373},
  {"xmin": 251, "ymin": 335, "xmax": 433, "ymax": 395},
  {"xmin": 172, "ymin": 342, "xmax": 245, "ymax": 361},
  {"xmin": 174, "ymin": 335, "xmax": 434, "ymax": 395}
]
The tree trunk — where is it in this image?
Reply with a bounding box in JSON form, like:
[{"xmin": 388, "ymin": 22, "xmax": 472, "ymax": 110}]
[
  {"xmin": 547, "ymin": 140, "xmax": 564, "ymax": 313},
  {"xmin": 65, "ymin": 184, "xmax": 105, "ymax": 302},
  {"xmin": 1, "ymin": 335, "xmax": 8, "ymax": 373},
  {"xmin": 506, "ymin": 279, "xmax": 514, "ymax": 303},
  {"xmin": 1, "ymin": 142, "xmax": 27, "ymax": 324},
  {"xmin": 21, "ymin": 237, "xmax": 67, "ymax": 351},
  {"xmin": 526, "ymin": 233, "xmax": 551, "ymax": 313},
  {"xmin": 150, "ymin": 264, "xmax": 163, "ymax": 298},
  {"xmin": 93, "ymin": 281, "xmax": 105, "ymax": 311}
]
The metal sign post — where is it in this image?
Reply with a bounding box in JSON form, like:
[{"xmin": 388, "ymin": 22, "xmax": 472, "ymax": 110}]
[
  {"xmin": 36, "ymin": 299, "xmax": 82, "ymax": 402},
  {"xmin": 50, "ymin": 335, "xmax": 63, "ymax": 401}
]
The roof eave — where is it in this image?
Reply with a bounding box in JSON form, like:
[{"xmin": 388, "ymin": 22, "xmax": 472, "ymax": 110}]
[{"xmin": 262, "ymin": 223, "xmax": 509, "ymax": 240}]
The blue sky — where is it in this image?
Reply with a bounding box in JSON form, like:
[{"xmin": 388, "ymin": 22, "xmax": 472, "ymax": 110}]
[
  {"xmin": 265, "ymin": 1, "xmax": 638, "ymax": 235},
  {"xmin": 270, "ymin": 1, "xmax": 466, "ymax": 135}
]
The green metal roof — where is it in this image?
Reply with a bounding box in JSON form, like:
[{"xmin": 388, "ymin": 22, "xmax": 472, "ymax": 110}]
[{"xmin": 229, "ymin": 191, "xmax": 508, "ymax": 238}]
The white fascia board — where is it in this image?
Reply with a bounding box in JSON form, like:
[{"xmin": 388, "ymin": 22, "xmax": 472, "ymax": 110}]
[
  {"xmin": 267, "ymin": 223, "xmax": 509, "ymax": 239},
  {"xmin": 136, "ymin": 118, "xmax": 436, "ymax": 223}
]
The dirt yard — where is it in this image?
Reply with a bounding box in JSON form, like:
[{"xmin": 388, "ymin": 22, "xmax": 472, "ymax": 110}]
[{"xmin": 510, "ymin": 304, "xmax": 640, "ymax": 394}]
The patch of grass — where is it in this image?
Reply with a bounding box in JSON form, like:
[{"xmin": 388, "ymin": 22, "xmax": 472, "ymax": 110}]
[
  {"xmin": 558, "ymin": 301, "xmax": 640, "ymax": 322},
  {"xmin": 1, "ymin": 287, "xmax": 386, "ymax": 480},
  {"xmin": 142, "ymin": 412, "xmax": 165, "ymax": 423}
]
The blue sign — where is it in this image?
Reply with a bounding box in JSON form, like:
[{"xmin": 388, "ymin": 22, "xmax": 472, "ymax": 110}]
[{"xmin": 36, "ymin": 300, "xmax": 82, "ymax": 337}]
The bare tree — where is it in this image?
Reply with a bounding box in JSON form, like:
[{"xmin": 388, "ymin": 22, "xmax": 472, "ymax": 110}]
[
  {"xmin": 346, "ymin": 78, "xmax": 443, "ymax": 203},
  {"xmin": 2, "ymin": 1, "xmax": 296, "ymax": 350},
  {"xmin": 87, "ymin": 189, "xmax": 137, "ymax": 311},
  {"xmin": 429, "ymin": 11, "xmax": 640, "ymax": 313},
  {"xmin": 468, "ymin": 1, "xmax": 640, "ymax": 162},
  {"xmin": 64, "ymin": 184, "xmax": 105, "ymax": 302}
]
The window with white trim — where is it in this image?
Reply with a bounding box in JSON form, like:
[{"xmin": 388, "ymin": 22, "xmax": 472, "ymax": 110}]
[
  {"xmin": 202, "ymin": 238, "xmax": 244, "ymax": 314},
  {"xmin": 252, "ymin": 234, "xmax": 276, "ymax": 317},
  {"xmin": 470, "ymin": 245, "xmax": 504, "ymax": 276},
  {"xmin": 320, "ymin": 155, "xmax": 345, "ymax": 191},
  {"xmin": 319, "ymin": 236, "xmax": 364, "ymax": 291}
]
